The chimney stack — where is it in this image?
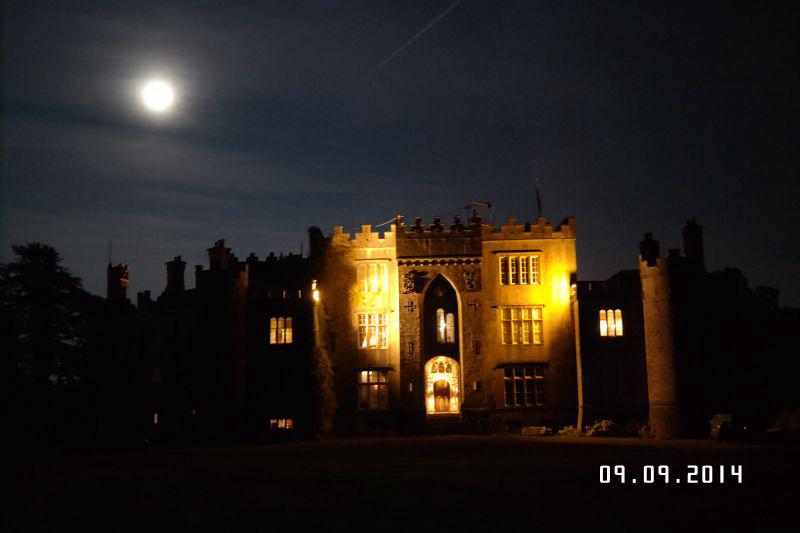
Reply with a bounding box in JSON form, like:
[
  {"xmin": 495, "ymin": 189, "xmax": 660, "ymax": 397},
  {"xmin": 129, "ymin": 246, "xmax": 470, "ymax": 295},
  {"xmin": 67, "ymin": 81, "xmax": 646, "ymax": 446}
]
[
  {"xmin": 106, "ymin": 263, "xmax": 129, "ymax": 302},
  {"xmin": 165, "ymin": 256, "xmax": 186, "ymax": 292},
  {"xmin": 639, "ymin": 233, "xmax": 660, "ymax": 266},
  {"xmin": 681, "ymin": 218, "xmax": 705, "ymax": 271}
]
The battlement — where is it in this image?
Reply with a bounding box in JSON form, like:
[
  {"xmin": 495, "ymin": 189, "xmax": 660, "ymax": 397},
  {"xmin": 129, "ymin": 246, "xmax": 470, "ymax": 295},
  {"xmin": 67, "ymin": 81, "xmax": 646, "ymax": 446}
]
[
  {"xmin": 330, "ymin": 223, "xmax": 397, "ymax": 247},
  {"xmin": 487, "ymin": 215, "xmax": 576, "ymax": 240},
  {"xmin": 252, "ymin": 251, "xmax": 306, "ymax": 265},
  {"xmin": 639, "ymin": 255, "xmax": 671, "ymax": 276},
  {"xmin": 639, "ymin": 219, "xmax": 705, "ymax": 274},
  {"xmin": 335, "ymin": 214, "xmax": 576, "ymax": 243}
]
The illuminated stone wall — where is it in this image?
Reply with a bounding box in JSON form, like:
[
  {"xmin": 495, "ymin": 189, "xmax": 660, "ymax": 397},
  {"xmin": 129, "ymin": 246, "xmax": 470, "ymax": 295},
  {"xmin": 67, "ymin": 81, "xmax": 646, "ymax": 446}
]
[
  {"xmin": 480, "ymin": 217, "xmax": 578, "ymax": 428},
  {"xmin": 318, "ymin": 224, "xmax": 401, "ymax": 427},
  {"xmin": 321, "ymin": 214, "xmax": 578, "ymax": 432}
]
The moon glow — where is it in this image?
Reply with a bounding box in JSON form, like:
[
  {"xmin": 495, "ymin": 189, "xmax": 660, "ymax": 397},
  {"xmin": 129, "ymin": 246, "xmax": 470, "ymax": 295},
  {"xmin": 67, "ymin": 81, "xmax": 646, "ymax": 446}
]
[{"xmin": 141, "ymin": 81, "xmax": 175, "ymax": 112}]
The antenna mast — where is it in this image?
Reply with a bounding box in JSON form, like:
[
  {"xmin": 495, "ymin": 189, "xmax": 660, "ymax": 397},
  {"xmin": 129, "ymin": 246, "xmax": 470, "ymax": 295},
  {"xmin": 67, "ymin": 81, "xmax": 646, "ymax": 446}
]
[{"xmin": 535, "ymin": 178, "xmax": 543, "ymax": 219}]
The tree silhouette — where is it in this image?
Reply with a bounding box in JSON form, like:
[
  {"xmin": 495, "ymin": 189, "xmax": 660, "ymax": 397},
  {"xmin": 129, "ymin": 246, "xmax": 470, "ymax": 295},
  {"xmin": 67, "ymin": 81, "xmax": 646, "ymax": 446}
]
[{"xmin": 1, "ymin": 243, "xmax": 92, "ymax": 386}]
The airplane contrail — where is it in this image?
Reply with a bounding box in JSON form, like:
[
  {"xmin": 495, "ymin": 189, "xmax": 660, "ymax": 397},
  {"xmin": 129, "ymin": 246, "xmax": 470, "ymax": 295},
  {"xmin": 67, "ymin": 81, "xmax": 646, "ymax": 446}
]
[{"xmin": 377, "ymin": 0, "xmax": 463, "ymax": 68}]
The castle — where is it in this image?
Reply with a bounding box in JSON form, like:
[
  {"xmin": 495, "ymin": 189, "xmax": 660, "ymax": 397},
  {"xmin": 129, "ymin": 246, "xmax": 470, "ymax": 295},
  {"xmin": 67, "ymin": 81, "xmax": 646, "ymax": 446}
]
[{"xmin": 98, "ymin": 212, "xmax": 796, "ymax": 442}]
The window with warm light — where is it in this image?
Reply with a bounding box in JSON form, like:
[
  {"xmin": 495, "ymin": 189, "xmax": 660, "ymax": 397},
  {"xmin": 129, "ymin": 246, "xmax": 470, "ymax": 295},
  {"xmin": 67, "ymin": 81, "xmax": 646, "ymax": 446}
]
[
  {"xmin": 358, "ymin": 263, "xmax": 388, "ymax": 293},
  {"xmin": 436, "ymin": 308, "xmax": 455, "ymax": 344},
  {"xmin": 499, "ymin": 256, "xmax": 541, "ymax": 285},
  {"xmin": 269, "ymin": 316, "xmax": 293, "ymax": 344},
  {"xmin": 503, "ymin": 366, "xmax": 545, "ymax": 407},
  {"xmin": 500, "ymin": 307, "xmax": 543, "ymax": 344},
  {"xmin": 357, "ymin": 313, "xmax": 388, "ymax": 349},
  {"xmin": 599, "ymin": 309, "xmax": 623, "ymax": 337},
  {"xmin": 269, "ymin": 418, "xmax": 294, "ymax": 430},
  {"xmin": 358, "ymin": 369, "xmax": 389, "ymax": 410}
]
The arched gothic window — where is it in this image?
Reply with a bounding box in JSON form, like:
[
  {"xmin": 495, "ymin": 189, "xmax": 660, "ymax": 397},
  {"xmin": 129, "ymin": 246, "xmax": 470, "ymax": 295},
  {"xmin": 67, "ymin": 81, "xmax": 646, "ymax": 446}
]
[{"xmin": 437, "ymin": 308, "xmax": 455, "ymax": 344}]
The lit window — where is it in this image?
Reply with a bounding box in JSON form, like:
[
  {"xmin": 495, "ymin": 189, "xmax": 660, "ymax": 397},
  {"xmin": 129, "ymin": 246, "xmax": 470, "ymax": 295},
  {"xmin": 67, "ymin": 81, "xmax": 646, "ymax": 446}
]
[
  {"xmin": 599, "ymin": 309, "xmax": 623, "ymax": 337},
  {"xmin": 530, "ymin": 256, "xmax": 540, "ymax": 284},
  {"xmin": 358, "ymin": 370, "xmax": 389, "ymax": 410},
  {"xmin": 446, "ymin": 312, "xmax": 455, "ymax": 344},
  {"xmin": 503, "ymin": 366, "xmax": 545, "ymax": 407},
  {"xmin": 358, "ymin": 263, "xmax": 388, "ymax": 293},
  {"xmin": 510, "ymin": 256, "xmax": 518, "ymax": 284},
  {"xmin": 269, "ymin": 316, "xmax": 293, "ymax": 344},
  {"xmin": 269, "ymin": 418, "xmax": 294, "ymax": 430},
  {"xmin": 499, "ymin": 256, "xmax": 541, "ymax": 285},
  {"xmin": 436, "ymin": 308, "xmax": 456, "ymax": 344},
  {"xmin": 500, "ymin": 307, "xmax": 543, "ymax": 344},
  {"xmin": 358, "ymin": 313, "xmax": 388, "ymax": 349}
]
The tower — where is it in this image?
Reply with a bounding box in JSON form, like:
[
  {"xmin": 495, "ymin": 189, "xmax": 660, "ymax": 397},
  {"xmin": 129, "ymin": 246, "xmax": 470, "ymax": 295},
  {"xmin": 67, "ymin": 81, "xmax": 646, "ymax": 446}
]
[{"xmin": 639, "ymin": 234, "xmax": 681, "ymax": 438}]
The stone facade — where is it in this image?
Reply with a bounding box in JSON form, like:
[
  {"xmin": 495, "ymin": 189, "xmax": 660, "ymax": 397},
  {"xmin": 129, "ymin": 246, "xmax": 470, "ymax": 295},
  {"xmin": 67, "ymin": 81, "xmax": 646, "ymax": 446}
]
[
  {"xmin": 317, "ymin": 214, "xmax": 578, "ymax": 433},
  {"xmin": 97, "ymin": 214, "xmax": 797, "ymax": 442}
]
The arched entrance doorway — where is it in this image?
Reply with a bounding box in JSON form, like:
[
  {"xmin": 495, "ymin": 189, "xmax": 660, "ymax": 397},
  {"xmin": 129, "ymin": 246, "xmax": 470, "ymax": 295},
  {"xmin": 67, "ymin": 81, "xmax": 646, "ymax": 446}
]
[{"xmin": 425, "ymin": 356, "xmax": 460, "ymax": 414}]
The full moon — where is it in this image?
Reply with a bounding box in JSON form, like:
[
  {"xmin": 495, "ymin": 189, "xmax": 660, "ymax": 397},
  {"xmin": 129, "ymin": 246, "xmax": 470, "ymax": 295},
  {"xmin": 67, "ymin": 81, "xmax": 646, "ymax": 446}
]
[{"xmin": 141, "ymin": 80, "xmax": 175, "ymax": 112}]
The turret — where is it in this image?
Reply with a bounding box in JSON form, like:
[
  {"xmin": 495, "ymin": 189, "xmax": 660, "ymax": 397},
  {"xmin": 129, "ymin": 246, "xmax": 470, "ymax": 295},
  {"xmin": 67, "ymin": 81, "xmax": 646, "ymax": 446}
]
[
  {"xmin": 106, "ymin": 263, "xmax": 129, "ymax": 302},
  {"xmin": 639, "ymin": 238, "xmax": 681, "ymax": 438}
]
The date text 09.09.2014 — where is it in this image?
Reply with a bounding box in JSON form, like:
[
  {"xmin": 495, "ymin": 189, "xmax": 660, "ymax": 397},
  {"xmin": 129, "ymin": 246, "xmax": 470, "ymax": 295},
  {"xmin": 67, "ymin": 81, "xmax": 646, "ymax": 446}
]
[{"xmin": 600, "ymin": 465, "xmax": 743, "ymax": 484}]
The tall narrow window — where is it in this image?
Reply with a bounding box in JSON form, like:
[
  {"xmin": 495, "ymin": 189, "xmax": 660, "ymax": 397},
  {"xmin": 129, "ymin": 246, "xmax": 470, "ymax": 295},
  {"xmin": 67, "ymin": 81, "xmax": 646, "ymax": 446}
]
[
  {"xmin": 269, "ymin": 316, "xmax": 293, "ymax": 344},
  {"xmin": 379, "ymin": 263, "xmax": 388, "ymax": 292},
  {"xmin": 436, "ymin": 308, "xmax": 455, "ymax": 344},
  {"xmin": 370, "ymin": 264, "xmax": 379, "ymax": 292},
  {"xmin": 358, "ymin": 313, "xmax": 389, "ymax": 349},
  {"xmin": 599, "ymin": 309, "xmax": 623, "ymax": 337},
  {"xmin": 510, "ymin": 257, "xmax": 518, "ymax": 284},
  {"xmin": 529, "ymin": 256, "xmax": 540, "ymax": 284},
  {"xmin": 445, "ymin": 313, "xmax": 455, "ymax": 344},
  {"xmin": 500, "ymin": 257, "xmax": 509, "ymax": 284},
  {"xmin": 520, "ymin": 256, "xmax": 529, "ymax": 284},
  {"xmin": 277, "ymin": 318, "xmax": 285, "ymax": 343},
  {"xmin": 500, "ymin": 307, "xmax": 543, "ymax": 344}
]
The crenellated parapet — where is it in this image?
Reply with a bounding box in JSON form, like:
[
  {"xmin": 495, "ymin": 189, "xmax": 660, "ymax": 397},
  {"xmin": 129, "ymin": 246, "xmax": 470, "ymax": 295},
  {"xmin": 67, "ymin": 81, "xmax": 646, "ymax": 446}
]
[
  {"xmin": 330, "ymin": 224, "xmax": 397, "ymax": 248},
  {"xmin": 395, "ymin": 214, "xmax": 484, "ymax": 239},
  {"xmin": 488, "ymin": 215, "xmax": 576, "ymax": 240}
]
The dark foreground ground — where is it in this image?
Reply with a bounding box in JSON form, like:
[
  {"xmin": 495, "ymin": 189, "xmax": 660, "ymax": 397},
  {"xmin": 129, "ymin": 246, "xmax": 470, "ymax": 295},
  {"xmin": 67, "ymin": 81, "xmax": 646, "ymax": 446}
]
[{"xmin": 5, "ymin": 435, "xmax": 799, "ymax": 530}]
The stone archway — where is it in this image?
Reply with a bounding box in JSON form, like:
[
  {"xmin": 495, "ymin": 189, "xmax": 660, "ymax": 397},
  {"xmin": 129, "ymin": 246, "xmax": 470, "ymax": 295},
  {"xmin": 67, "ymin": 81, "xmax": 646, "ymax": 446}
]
[{"xmin": 425, "ymin": 356, "xmax": 460, "ymax": 414}]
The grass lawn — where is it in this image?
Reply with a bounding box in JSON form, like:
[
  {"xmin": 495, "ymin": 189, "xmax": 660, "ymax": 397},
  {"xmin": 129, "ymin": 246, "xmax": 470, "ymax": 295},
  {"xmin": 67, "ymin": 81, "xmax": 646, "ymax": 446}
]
[{"xmin": 6, "ymin": 435, "xmax": 799, "ymax": 530}]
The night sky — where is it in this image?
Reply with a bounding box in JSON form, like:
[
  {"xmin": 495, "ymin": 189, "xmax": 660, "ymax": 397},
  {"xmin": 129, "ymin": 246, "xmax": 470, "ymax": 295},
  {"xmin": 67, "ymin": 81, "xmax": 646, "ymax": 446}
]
[{"xmin": 3, "ymin": 1, "xmax": 799, "ymax": 305}]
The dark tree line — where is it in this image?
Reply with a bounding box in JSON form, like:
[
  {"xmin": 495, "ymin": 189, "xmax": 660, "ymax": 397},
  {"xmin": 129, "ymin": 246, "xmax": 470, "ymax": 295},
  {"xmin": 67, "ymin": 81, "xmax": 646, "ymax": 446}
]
[{"xmin": 2, "ymin": 243, "xmax": 103, "ymax": 447}]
